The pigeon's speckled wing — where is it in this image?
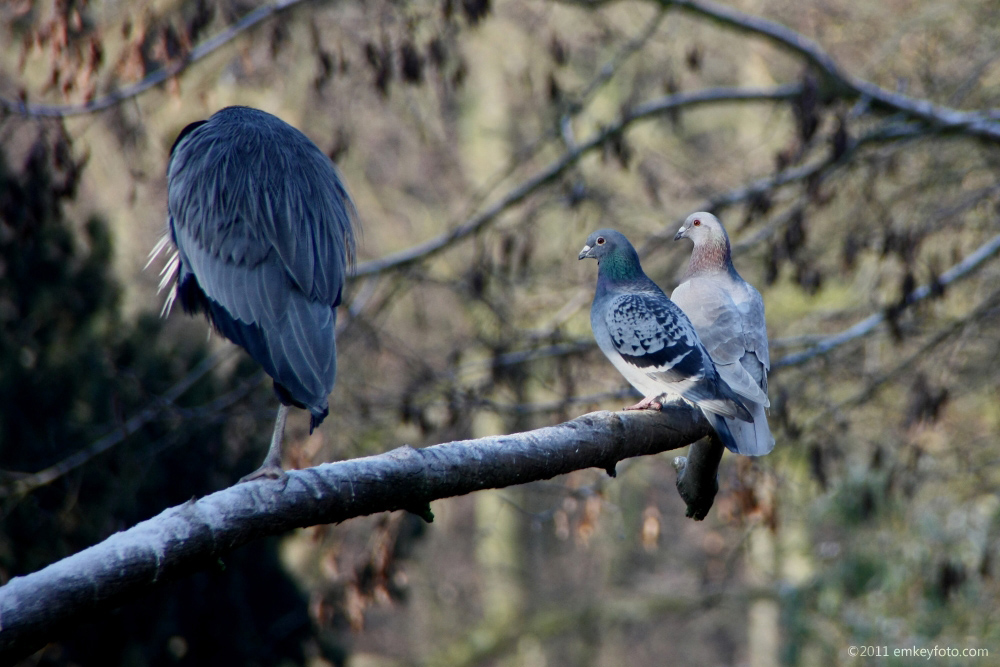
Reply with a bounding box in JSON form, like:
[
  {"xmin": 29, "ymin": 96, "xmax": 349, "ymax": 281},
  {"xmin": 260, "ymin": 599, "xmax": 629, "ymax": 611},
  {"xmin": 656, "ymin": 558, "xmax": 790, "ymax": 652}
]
[
  {"xmin": 602, "ymin": 291, "xmax": 751, "ymax": 422},
  {"xmin": 605, "ymin": 293, "xmax": 704, "ymax": 382}
]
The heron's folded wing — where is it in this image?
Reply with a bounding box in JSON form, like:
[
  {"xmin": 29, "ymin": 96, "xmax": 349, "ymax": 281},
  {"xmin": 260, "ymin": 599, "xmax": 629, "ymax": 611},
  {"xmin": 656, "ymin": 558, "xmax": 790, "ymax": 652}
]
[{"xmin": 174, "ymin": 223, "xmax": 337, "ymax": 411}]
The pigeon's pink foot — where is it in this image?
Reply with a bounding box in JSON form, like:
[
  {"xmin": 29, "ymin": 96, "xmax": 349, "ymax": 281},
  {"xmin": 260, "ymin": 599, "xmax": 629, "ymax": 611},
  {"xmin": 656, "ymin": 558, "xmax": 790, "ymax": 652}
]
[{"xmin": 624, "ymin": 396, "xmax": 662, "ymax": 411}]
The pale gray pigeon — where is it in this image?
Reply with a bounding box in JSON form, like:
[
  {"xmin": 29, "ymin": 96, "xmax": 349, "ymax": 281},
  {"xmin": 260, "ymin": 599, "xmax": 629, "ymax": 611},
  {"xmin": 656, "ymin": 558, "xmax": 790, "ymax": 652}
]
[
  {"xmin": 672, "ymin": 212, "xmax": 774, "ymax": 456},
  {"xmin": 579, "ymin": 229, "xmax": 752, "ymax": 453}
]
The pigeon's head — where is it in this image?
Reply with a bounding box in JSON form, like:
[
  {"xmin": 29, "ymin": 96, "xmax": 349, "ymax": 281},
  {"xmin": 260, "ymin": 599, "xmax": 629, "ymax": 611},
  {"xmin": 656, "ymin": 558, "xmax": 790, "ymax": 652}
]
[
  {"xmin": 673, "ymin": 212, "xmax": 728, "ymax": 245},
  {"xmin": 578, "ymin": 229, "xmax": 637, "ymax": 263}
]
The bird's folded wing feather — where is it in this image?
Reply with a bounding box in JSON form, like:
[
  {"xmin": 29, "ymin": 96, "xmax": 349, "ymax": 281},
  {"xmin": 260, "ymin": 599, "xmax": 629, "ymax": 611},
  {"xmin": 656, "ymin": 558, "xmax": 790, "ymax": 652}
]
[
  {"xmin": 671, "ymin": 279, "xmax": 770, "ymax": 406},
  {"xmin": 254, "ymin": 141, "xmax": 355, "ymax": 307},
  {"xmin": 173, "ymin": 223, "xmax": 337, "ymax": 407},
  {"xmin": 740, "ymin": 286, "xmax": 770, "ymax": 381},
  {"xmin": 167, "ymin": 123, "xmax": 355, "ymax": 310},
  {"xmin": 604, "ymin": 292, "xmax": 707, "ymax": 383}
]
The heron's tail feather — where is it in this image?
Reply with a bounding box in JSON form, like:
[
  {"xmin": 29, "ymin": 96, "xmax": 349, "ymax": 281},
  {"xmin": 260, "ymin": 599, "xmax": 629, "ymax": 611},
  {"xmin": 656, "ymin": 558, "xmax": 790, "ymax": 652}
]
[{"xmin": 145, "ymin": 233, "xmax": 171, "ymax": 269}]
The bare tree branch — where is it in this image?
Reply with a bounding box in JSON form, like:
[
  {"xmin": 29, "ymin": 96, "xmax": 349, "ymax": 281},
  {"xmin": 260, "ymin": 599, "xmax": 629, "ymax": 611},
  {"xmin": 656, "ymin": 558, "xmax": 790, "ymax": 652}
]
[
  {"xmin": 356, "ymin": 108, "xmax": 926, "ymax": 293},
  {"xmin": 352, "ymin": 85, "xmax": 801, "ymax": 278},
  {"xmin": 0, "ymin": 348, "xmax": 238, "ymax": 500},
  {"xmin": 0, "ymin": 405, "xmax": 716, "ymax": 663},
  {"xmin": 356, "ymin": 0, "xmax": 1000, "ymax": 283},
  {"xmin": 802, "ymin": 287, "xmax": 1000, "ymax": 431},
  {"xmin": 660, "ymin": 0, "xmax": 1000, "ymax": 141},
  {"xmin": 572, "ymin": 6, "xmax": 668, "ymax": 109},
  {"xmin": 774, "ymin": 231, "xmax": 1000, "ymax": 368},
  {"xmin": 0, "ymin": 0, "xmax": 308, "ymax": 117},
  {"xmin": 640, "ymin": 120, "xmax": 932, "ymax": 254},
  {"xmin": 673, "ymin": 436, "xmax": 725, "ymax": 520}
]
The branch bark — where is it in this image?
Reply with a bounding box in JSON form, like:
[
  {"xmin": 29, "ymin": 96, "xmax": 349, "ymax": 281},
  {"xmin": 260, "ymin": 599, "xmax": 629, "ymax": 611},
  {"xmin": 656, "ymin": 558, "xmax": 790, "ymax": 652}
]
[
  {"xmin": 0, "ymin": 405, "xmax": 719, "ymax": 663},
  {"xmin": 673, "ymin": 435, "xmax": 725, "ymax": 520}
]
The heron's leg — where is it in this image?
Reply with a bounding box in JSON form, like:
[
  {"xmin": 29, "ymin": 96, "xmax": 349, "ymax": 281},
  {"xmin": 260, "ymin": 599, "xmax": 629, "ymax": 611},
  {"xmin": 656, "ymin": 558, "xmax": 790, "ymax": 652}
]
[
  {"xmin": 239, "ymin": 404, "xmax": 290, "ymax": 483},
  {"xmin": 624, "ymin": 395, "xmax": 662, "ymax": 411}
]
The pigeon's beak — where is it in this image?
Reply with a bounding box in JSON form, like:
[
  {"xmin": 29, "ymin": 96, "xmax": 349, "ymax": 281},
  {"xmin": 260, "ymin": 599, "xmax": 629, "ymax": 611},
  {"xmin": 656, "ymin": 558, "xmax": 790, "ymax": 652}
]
[
  {"xmin": 578, "ymin": 244, "xmax": 594, "ymax": 260},
  {"xmin": 673, "ymin": 227, "xmax": 687, "ymax": 241}
]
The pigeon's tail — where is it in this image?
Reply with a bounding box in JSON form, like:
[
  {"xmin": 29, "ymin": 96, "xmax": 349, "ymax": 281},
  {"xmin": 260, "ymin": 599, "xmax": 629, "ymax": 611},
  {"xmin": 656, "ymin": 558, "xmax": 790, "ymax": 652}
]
[
  {"xmin": 684, "ymin": 377, "xmax": 752, "ymax": 423},
  {"xmin": 723, "ymin": 400, "xmax": 775, "ymax": 456},
  {"xmin": 703, "ymin": 409, "xmax": 742, "ymax": 454}
]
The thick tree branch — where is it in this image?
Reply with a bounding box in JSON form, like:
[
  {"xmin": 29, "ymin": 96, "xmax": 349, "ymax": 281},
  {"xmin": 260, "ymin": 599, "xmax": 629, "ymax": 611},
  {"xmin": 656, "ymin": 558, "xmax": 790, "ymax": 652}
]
[
  {"xmin": 673, "ymin": 435, "xmax": 725, "ymax": 520},
  {"xmin": 0, "ymin": 405, "xmax": 717, "ymax": 663}
]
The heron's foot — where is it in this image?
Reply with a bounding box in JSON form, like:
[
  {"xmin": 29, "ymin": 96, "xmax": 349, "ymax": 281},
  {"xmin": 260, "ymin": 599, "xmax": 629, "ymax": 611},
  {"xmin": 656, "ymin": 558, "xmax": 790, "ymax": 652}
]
[
  {"xmin": 238, "ymin": 463, "xmax": 287, "ymax": 484},
  {"xmin": 624, "ymin": 396, "xmax": 662, "ymax": 411}
]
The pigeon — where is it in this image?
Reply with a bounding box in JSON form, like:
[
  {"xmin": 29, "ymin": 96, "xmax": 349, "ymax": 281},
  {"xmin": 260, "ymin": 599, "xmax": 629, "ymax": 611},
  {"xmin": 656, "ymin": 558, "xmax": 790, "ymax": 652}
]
[
  {"xmin": 579, "ymin": 229, "xmax": 752, "ymax": 453},
  {"xmin": 671, "ymin": 212, "xmax": 774, "ymax": 456},
  {"xmin": 151, "ymin": 106, "xmax": 358, "ymax": 481}
]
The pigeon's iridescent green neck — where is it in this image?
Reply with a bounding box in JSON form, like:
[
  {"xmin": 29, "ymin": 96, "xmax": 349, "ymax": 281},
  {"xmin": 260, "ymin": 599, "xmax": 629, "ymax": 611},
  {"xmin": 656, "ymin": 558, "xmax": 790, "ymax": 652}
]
[{"xmin": 599, "ymin": 247, "xmax": 643, "ymax": 282}]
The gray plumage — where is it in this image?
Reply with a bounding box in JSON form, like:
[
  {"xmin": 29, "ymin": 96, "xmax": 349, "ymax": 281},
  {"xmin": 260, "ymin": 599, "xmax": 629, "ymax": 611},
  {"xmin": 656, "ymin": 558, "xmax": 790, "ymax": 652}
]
[
  {"xmin": 150, "ymin": 106, "xmax": 357, "ymax": 479},
  {"xmin": 672, "ymin": 212, "xmax": 774, "ymax": 456},
  {"xmin": 579, "ymin": 229, "xmax": 752, "ymax": 453}
]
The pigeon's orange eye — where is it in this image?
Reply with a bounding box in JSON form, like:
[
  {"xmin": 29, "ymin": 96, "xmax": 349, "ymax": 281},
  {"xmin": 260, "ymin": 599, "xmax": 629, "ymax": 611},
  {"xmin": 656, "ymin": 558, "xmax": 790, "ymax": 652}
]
[
  {"xmin": 693, "ymin": 219, "xmax": 702, "ymax": 226},
  {"xmin": 596, "ymin": 237, "xmax": 606, "ymax": 245}
]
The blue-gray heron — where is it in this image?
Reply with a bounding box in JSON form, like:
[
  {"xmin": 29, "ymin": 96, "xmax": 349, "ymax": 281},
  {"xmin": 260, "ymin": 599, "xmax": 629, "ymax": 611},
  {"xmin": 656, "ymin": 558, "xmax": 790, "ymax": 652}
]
[{"xmin": 151, "ymin": 106, "xmax": 358, "ymax": 482}]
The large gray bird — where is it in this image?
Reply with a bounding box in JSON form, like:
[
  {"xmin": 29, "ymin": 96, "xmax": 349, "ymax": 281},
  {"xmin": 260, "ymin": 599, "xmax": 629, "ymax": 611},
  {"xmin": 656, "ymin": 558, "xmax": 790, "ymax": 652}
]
[
  {"xmin": 151, "ymin": 106, "xmax": 357, "ymax": 481},
  {"xmin": 579, "ymin": 229, "xmax": 752, "ymax": 453},
  {"xmin": 672, "ymin": 212, "xmax": 774, "ymax": 456}
]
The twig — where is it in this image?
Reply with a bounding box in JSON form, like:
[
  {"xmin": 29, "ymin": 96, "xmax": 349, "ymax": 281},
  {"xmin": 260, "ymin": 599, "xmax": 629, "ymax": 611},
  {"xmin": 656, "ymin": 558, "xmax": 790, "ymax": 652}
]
[
  {"xmin": 443, "ymin": 8, "xmax": 671, "ymax": 251},
  {"xmin": 0, "ymin": 348, "xmax": 237, "ymax": 499},
  {"xmin": 352, "ymin": 85, "xmax": 802, "ymax": 278},
  {"xmin": 0, "ymin": 0, "xmax": 307, "ymax": 117},
  {"xmin": 767, "ymin": 183, "xmax": 1000, "ymax": 352},
  {"xmin": 661, "ymin": 0, "xmax": 1000, "ymax": 142},
  {"xmin": 774, "ymin": 231, "xmax": 1000, "ymax": 368},
  {"xmin": 640, "ymin": 121, "xmax": 929, "ymax": 254},
  {"xmin": 574, "ymin": 7, "xmax": 668, "ymax": 105},
  {"xmin": 802, "ymin": 288, "xmax": 1000, "ymax": 430}
]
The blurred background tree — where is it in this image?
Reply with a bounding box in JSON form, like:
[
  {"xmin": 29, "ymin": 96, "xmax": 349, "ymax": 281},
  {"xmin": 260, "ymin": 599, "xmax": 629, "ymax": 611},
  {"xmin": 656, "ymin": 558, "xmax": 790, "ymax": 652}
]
[{"xmin": 2, "ymin": 0, "xmax": 1000, "ymax": 665}]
